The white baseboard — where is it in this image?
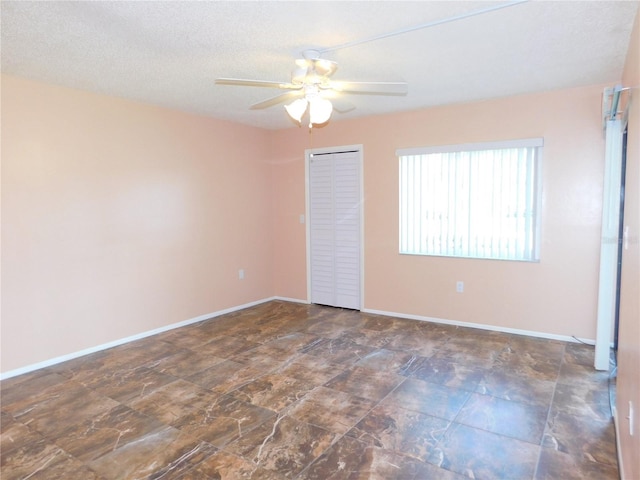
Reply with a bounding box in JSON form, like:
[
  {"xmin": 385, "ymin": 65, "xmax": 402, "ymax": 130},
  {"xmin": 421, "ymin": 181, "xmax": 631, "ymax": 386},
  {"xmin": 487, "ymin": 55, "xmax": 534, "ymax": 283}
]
[
  {"xmin": 1, "ymin": 298, "xmax": 595, "ymax": 382},
  {"xmin": 273, "ymin": 296, "xmax": 309, "ymax": 304},
  {"xmin": 0, "ymin": 297, "xmax": 276, "ymax": 381},
  {"xmin": 361, "ymin": 307, "xmax": 596, "ymax": 345}
]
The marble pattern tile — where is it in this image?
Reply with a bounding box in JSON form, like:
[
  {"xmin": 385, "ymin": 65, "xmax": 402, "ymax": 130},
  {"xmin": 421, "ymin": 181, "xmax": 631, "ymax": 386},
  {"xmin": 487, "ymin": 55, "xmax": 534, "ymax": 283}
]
[
  {"xmin": 298, "ymin": 434, "xmax": 466, "ymax": 480},
  {"xmin": 353, "ymin": 348, "xmax": 421, "ymax": 374},
  {"xmin": 476, "ymin": 368, "xmax": 556, "ymax": 407},
  {"xmin": 187, "ymin": 359, "xmax": 282, "ymax": 395},
  {"xmin": 557, "ymin": 361, "xmax": 611, "ymax": 387},
  {"xmin": 550, "ymin": 382, "xmax": 611, "ymax": 422},
  {"xmin": 382, "ymin": 378, "xmax": 471, "ymax": 421},
  {"xmin": 230, "ymin": 344, "xmax": 302, "ymax": 366},
  {"xmin": 323, "ymin": 366, "xmax": 405, "ymax": 402},
  {"xmin": 426, "ymin": 422, "xmax": 540, "ymax": 479},
  {"xmin": 301, "ymin": 337, "xmax": 377, "ymax": 365},
  {"xmin": 272, "ymin": 353, "xmax": 345, "ymax": 385},
  {"xmin": 104, "ymin": 338, "xmax": 181, "ymax": 367},
  {"xmin": 51, "ymin": 404, "xmax": 166, "ymax": 462},
  {"xmin": 143, "ymin": 347, "xmax": 227, "ymax": 377},
  {"xmin": 563, "ymin": 342, "xmax": 597, "ymax": 366},
  {"xmin": 2, "ymin": 438, "xmax": 64, "ymax": 480},
  {"xmin": 542, "ymin": 411, "xmax": 618, "ymax": 466},
  {"xmin": 77, "ymin": 366, "xmax": 177, "ymax": 404},
  {"xmin": 154, "ymin": 324, "xmax": 219, "ymax": 350},
  {"xmin": 181, "ymin": 450, "xmax": 288, "ymax": 479},
  {"xmin": 1, "ymin": 438, "xmax": 107, "ymax": 480},
  {"xmin": 86, "ymin": 427, "xmax": 207, "ymax": 479},
  {"xmin": 380, "ymin": 332, "xmax": 448, "ymax": 358},
  {"xmin": 337, "ymin": 327, "xmax": 394, "ymax": 350},
  {"xmin": 286, "ymin": 386, "xmax": 376, "ymax": 435},
  {"xmin": 454, "ymin": 392, "xmax": 548, "ymax": 444},
  {"xmin": 229, "ymin": 373, "xmax": 317, "ymax": 411},
  {"xmin": 128, "ymin": 379, "xmax": 221, "ymax": 424},
  {"xmin": 171, "ymin": 394, "xmax": 275, "ymax": 447},
  {"xmin": 535, "ymin": 447, "xmax": 619, "ymax": 480},
  {"xmin": 492, "ymin": 350, "xmax": 562, "ymax": 382},
  {"xmin": 0, "ymin": 300, "xmax": 620, "ymax": 479},
  {"xmin": 409, "ymin": 354, "xmax": 487, "ymax": 391},
  {"xmin": 303, "ymin": 317, "xmax": 365, "ymax": 339},
  {"xmin": 0, "ymin": 371, "xmax": 70, "ymax": 407},
  {"xmin": 506, "ymin": 336, "xmax": 566, "ymax": 363},
  {"xmin": 225, "ymin": 415, "xmax": 337, "ymax": 477},
  {"xmin": 8, "ymin": 383, "xmax": 121, "ymax": 440},
  {"xmin": 197, "ymin": 335, "xmax": 261, "ymax": 358},
  {"xmin": 435, "ymin": 342, "xmax": 502, "ymax": 370},
  {"xmin": 1, "ymin": 412, "xmax": 44, "ymax": 456},
  {"xmin": 257, "ymin": 332, "xmax": 321, "ymax": 357},
  {"xmin": 346, "ymin": 404, "xmax": 450, "ymax": 461}
]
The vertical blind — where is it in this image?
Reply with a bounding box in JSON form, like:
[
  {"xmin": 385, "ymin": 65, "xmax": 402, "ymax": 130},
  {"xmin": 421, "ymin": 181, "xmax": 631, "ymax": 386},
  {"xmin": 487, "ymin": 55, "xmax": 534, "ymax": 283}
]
[{"xmin": 398, "ymin": 139, "xmax": 542, "ymax": 261}]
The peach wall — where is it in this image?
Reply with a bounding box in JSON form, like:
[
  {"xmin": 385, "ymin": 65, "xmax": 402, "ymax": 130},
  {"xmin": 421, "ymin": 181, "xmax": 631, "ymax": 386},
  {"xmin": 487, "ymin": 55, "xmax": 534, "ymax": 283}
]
[
  {"xmin": 268, "ymin": 132, "xmax": 309, "ymax": 300},
  {"xmin": 270, "ymin": 84, "xmax": 607, "ymax": 340},
  {"xmin": 617, "ymin": 10, "xmax": 640, "ymax": 480},
  {"xmin": 1, "ymin": 75, "xmax": 612, "ymax": 373},
  {"xmin": 1, "ymin": 75, "xmax": 273, "ymax": 373}
]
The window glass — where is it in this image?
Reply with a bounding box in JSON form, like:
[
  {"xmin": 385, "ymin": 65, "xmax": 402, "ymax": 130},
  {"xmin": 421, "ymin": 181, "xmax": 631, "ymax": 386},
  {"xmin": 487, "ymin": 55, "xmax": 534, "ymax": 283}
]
[{"xmin": 398, "ymin": 140, "xmax": 542, "ymax": 261}]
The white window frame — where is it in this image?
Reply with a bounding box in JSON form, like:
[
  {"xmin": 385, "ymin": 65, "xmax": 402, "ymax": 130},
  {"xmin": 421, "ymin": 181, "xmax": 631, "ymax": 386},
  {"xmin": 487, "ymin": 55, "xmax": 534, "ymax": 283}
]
[{"xmin": 397, "ymin": 138, "xmax": 543, "ymax": 262}]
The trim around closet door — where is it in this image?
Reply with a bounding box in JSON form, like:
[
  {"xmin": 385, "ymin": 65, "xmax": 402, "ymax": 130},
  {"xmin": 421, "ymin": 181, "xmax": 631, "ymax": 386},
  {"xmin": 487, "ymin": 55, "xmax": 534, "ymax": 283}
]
[{"xmin": 305, "ymin": 144, "xmax": 364, "ymax": 310}]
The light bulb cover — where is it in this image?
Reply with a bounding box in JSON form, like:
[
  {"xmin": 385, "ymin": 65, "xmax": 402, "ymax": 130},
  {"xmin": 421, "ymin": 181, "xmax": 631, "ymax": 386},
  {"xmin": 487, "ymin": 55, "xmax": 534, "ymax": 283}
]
[
  {"xmin": 309, "ymin": 97, "xmax": 333, "ymax": 125},
  {"xmin": 284, "ymin": 98, "xmax": 308, "ymax": 123}
]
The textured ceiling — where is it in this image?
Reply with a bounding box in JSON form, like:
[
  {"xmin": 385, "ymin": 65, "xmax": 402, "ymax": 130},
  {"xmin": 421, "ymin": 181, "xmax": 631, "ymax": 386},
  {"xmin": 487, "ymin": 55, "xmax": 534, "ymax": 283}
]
[{"xmin": 2, "ymin": 1, "xmax": 638, "ymax": 130}]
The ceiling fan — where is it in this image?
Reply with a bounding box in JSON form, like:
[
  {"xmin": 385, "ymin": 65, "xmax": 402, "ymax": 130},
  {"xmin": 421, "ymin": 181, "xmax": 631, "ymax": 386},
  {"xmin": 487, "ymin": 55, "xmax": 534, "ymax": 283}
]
[
  {"xmin": 215, "ymin": 49, "xmax": 408, "ymax": 128},
  {"xmin": 215, "ymin": 0, "xmax": 528, "ymax": 128}
]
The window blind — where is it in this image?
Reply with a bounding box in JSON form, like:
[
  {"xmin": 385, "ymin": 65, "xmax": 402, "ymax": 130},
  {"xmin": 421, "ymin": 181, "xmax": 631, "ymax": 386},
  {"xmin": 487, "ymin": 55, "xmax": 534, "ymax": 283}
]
[{"xmin": 399, "ymin": 139, "xmax": 542, "ymax": 261}]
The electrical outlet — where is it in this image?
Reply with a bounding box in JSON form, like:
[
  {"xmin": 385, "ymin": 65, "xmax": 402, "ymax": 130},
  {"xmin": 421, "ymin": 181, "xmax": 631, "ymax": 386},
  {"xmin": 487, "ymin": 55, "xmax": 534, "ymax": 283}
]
[
  {"xmin": 629, "ymin": 401, "xmax": 634, "ymax": 436},
  {"xmin": 456, "ymin": 281, "xmax": 464, "ymax": 293},
  {"xmin": 239, "ymin": 269, "xmax": 245, "ymax": 280}
]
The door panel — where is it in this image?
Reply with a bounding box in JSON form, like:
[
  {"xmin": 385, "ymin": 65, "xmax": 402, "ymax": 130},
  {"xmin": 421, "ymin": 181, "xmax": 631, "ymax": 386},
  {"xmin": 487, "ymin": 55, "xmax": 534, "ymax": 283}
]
[{"xmin": 309, "ymin": 151, "xmax": 361, "ymax": 309}]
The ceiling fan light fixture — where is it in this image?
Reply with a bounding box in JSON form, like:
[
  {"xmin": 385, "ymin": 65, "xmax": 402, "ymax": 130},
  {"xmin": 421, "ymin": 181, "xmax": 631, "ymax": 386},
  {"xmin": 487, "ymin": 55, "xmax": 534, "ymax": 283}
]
[
  {"xmin": 309, "ymin": 96, "xmax": 333, "ymax": 126},
  {"xmin": 284, "ymin": 98, "xmax": 309, "ymax": 123},
  {"xmin": 217, "ymin": 47, "xmax": 408, "ymax": 128}
]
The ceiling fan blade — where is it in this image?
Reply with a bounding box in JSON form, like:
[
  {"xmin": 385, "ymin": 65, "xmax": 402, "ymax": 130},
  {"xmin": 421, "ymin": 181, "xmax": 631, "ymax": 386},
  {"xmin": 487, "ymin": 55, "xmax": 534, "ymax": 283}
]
[
  {"xmin": 331, "ymin": 97, "xmax": 356, "ymax": 114},
  {"xmin": 330, "ymin": 81, "xmax": 408, "ymax": 95},
  {"xmin": 250, "ymin": 91, "xmax": 304, "ymax": 110},
  {"xmin": 216, "ymin": 78, "xmax": 301, "ymax": 90}
]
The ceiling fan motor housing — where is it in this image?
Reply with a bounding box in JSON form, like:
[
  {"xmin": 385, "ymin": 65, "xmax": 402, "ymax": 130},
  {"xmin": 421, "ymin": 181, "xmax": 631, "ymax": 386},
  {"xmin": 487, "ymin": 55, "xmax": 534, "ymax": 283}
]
[{"xmin": 292, "ymin": 51, "xmax": 337, "ymax": 85}]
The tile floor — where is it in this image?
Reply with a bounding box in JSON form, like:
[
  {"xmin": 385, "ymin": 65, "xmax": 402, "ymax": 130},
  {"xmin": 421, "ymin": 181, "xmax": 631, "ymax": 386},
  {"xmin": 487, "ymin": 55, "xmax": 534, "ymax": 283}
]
[{"xmin": 1, "ymin": 301, "xmax": 618, "ymax": 479}]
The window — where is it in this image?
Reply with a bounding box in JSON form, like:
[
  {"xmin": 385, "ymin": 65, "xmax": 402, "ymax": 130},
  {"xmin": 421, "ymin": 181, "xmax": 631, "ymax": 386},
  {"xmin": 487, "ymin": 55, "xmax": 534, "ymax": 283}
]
[{"xmin": 398, "ymin": 138, "xmax": 542, "ymax": 261}]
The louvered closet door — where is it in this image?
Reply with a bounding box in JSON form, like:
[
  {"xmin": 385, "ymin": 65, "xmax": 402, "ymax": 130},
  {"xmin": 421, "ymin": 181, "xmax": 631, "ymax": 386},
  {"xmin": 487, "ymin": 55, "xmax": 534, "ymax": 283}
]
[{"xmin": 309, "ymin": 151, "xmax": 361, "ymax": 310}]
